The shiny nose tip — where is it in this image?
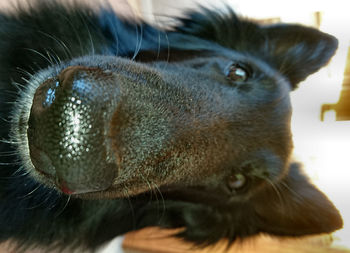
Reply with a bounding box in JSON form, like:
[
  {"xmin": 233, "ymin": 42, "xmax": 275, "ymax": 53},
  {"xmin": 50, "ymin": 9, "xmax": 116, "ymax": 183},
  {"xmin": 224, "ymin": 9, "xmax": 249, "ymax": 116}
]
[{"xmin": 27, "ymin": 66, "xmax": 119, "ymax": 195}]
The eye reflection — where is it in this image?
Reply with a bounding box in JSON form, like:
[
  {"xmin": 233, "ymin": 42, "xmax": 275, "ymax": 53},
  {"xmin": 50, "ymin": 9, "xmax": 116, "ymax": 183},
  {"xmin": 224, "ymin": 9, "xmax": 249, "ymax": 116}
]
[
  {"xmin": 227, "ymin": 173, "xmax": 247, "ymax": 191},
  {"xmin": 226, "ymin": 63, "xmax": 250, "ymax": 82}
]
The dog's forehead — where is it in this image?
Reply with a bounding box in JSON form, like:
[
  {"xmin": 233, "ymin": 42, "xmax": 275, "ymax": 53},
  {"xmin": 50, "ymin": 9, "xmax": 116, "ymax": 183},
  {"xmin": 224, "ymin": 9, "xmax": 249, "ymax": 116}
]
[{"xmin": 161, "ymin": 48, "xmax": 290, "ymax": 87}]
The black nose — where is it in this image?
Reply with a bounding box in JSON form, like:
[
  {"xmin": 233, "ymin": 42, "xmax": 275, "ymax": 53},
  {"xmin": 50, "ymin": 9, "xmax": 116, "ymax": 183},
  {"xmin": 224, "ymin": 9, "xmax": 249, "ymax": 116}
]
[{"xmin": 27, "ymin": 66, "xmax": 117, "ymax": 194}]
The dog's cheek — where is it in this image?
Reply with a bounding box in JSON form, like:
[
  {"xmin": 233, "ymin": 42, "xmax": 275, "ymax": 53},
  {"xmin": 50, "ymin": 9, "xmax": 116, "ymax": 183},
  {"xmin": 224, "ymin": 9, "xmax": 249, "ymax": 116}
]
[{"xmin": 252, "ymin": 163, "xmax": 343, "ymax": 236}]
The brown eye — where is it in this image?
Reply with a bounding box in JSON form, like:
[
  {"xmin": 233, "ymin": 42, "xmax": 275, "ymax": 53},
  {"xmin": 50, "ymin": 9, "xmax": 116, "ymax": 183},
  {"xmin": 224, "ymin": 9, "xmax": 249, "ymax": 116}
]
[
  {"xmin": 227, "ymin": 173, "xmax": 247, "ymax": 191},
  {"xmin": 227, "ymin": 63, "xmax": 250, "ymax": 82}
]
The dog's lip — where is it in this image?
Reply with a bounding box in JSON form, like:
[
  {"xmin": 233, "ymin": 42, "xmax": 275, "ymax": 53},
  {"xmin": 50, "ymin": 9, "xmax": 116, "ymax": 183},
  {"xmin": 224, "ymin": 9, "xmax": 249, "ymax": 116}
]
[
  {"xmin": 71, "ymin": 182, "xmax": 141, "ymax": 199},
  {"xmin": 73, "ymin": 174, "xmax": 176, "ymax": 198}
]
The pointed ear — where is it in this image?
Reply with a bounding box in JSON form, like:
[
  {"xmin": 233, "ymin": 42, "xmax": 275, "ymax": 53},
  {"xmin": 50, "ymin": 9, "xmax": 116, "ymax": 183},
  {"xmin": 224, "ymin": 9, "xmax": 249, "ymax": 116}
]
[
  {"xmin": 252, "ymin": 163, "xmax": 343, "ymax": 236},
  {"xmin": 264, "ymin": 24, "xmax": 338, "ymax": 89},
  {"xmin": 176, "ymin": 9, "xmax": 337, "ymax": 88}
]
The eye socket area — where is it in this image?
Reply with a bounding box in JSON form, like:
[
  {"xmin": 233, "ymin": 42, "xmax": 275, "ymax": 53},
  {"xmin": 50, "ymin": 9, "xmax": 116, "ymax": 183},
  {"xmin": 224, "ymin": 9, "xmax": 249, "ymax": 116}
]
[{"xmin": 226, "ymin": 62, "xmax": 251, "ymax": 82}]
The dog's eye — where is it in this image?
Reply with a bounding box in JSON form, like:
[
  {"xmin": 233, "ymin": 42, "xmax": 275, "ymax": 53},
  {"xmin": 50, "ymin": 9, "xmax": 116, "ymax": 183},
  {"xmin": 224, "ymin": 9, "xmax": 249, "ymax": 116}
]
[
  {"xmin": 226, "ymin": 63, "xmax": 250, "ymax": 82},
  {"xmin": 227, "ymin": 173, "xmax": 248, "ymax": 191}
]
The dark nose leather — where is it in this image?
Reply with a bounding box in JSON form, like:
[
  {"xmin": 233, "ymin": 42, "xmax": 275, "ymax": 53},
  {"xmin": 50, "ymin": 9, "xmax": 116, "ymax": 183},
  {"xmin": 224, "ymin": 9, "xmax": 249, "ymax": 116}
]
[{"xmin": 27, "ymin": 66, "xmax": 117, "ymax": 194}]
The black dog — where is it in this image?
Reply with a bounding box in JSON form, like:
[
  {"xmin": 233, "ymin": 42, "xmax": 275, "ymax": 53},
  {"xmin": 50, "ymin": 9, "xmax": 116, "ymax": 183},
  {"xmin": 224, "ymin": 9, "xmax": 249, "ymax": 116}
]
[{"xmin": 0, "ymin": 0, "xmax": 342, "ymax": 251}]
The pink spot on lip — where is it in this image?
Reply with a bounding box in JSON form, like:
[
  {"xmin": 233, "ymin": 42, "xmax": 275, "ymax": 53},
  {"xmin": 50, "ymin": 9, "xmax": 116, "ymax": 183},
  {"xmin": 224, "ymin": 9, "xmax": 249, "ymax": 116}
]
[
  {"xmin": 61, "ymin": 185, "xmax": 74, "ymax": 195},
  {"xmin": 57, "ymin": 180, "xmax": 75, "ymax": 195}
]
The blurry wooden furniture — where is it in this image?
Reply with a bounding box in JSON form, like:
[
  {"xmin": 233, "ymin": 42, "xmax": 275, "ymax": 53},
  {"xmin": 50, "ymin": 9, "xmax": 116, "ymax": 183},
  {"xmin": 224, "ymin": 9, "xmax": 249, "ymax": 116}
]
[
  {"xmin": 123, "ymin": 227, "xmax": 350, "ymax": 253},
  {"xmin": 321, "ymin": 46, "xmax": 350, "ymax": 121}
]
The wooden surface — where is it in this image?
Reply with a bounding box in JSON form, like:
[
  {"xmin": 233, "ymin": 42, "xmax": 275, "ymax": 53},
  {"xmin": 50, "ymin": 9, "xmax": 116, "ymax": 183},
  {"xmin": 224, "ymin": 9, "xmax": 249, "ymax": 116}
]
[{"xmin": 123, "ymin": 227, "xmax": 350, "ymax": 253}]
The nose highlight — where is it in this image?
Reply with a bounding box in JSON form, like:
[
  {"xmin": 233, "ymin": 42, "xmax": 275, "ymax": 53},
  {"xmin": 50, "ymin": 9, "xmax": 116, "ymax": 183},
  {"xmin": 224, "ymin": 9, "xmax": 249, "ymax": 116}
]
[{"xmin": 39, "ymin": 66, "xmax": 86, "ymax": 108}]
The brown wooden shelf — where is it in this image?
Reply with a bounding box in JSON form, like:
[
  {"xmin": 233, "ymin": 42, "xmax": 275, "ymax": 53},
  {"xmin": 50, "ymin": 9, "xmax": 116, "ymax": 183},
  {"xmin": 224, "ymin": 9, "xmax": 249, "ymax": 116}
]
[{"xmin": 123, "ymin": 227, "xmax": 350, "ymax": 253}]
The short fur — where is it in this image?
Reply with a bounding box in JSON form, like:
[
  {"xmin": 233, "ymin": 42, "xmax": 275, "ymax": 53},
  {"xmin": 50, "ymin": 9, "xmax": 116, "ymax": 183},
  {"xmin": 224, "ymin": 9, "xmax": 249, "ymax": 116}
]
[{"xmin": 0, "ymin": 0, "xmax": 342, "ymax": 252}]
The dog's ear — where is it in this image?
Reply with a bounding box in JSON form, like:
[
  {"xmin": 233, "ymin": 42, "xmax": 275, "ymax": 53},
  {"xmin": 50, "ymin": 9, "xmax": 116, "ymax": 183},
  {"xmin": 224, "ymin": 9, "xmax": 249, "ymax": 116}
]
[
  {"xmin": 176, "ymin": 9, "xmax": 338, "ymax": 89},
  {"xmin": 252, "ymin": 163, "xmax": 343, "ymax": 236},
  {"xmin": 263, "ymin": 24, "xmax": 338, "ymax": 88}
]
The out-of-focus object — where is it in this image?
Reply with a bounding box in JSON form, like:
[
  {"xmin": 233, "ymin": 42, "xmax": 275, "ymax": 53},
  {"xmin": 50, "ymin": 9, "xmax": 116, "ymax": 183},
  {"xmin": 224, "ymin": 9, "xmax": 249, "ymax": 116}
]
[
  {"xmin": 122, "ymin": 227, "xmax": 350, "ymax": 253},
  {"xmin": 321, "ymin": 46, "xmax": 350, "ymax": 121}
]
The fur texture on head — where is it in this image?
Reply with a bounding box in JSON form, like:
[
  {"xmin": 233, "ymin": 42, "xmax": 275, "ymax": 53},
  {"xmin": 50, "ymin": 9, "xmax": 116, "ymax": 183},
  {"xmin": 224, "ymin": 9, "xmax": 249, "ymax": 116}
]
[{"xmin": 0, "ymin": 0, "xmax": 342, "ymax": 251}]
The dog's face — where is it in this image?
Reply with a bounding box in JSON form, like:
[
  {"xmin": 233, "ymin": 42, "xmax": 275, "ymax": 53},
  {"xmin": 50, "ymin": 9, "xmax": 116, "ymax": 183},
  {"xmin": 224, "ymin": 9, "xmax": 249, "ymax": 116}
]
[
  {"xmin": 0, "ymin": 2, "xmax": 342, "ymax": 248},
  {"xmin": 21, "ymin": 51, "xmax": 293, "ymax": 199}
]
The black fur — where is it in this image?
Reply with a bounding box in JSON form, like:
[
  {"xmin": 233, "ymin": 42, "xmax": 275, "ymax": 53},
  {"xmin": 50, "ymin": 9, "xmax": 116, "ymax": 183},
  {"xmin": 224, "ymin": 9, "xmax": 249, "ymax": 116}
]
[{"xmin": 0, "ymin": 1, "xmax": 342, "ymax": 251}]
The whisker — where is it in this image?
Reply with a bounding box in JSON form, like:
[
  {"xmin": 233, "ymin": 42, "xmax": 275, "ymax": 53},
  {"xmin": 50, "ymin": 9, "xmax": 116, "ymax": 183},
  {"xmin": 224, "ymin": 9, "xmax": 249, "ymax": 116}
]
[
  {"xmin": 131, "ymin": 23, "xmax": 143, "ymax": 60},
  {"xmin": 79, "ymin": 11, "xmax": 95, "ymax": 56},
  {"xmin": 152, "ymin": 182, "xmax": 166, "ymax": 221},
  {"xmin": 54, "ymin": 195, "xmax": 71, "ymax": 218},
  {"xmin": 24, "ymin": 48, "xmax": 54, "ymax": 65},
  {"xmin": 37, "ymin": 30, "xmax": 72, "ymax": 59},
  {"xmin": 17, "ymin": 184, "xmax": 42, "ymax": 199},
  {"xmin": 139, "ymin": 172, "xmax": 154, "ymax": 200},
  {"xmin": 124, "ymin": 187, "xmax": 137, "ymax": 229},
  {"xmin": 266, "ymin": 178, "xmax": 285, "ymax": 210},
  {"xmin": 11, "ymin": 83, "xmax": 24, "ymax": 93},
  {"xmin": 280, "ymin": 181, "xmax": 304, "ymax": 201},
  {"xmin": 45, "ymin": 50, "xmax": 61, "ymax": 66},
  {"xmin": 61, "ymin": 15, "xmax": 84, "ymax": 55}
]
